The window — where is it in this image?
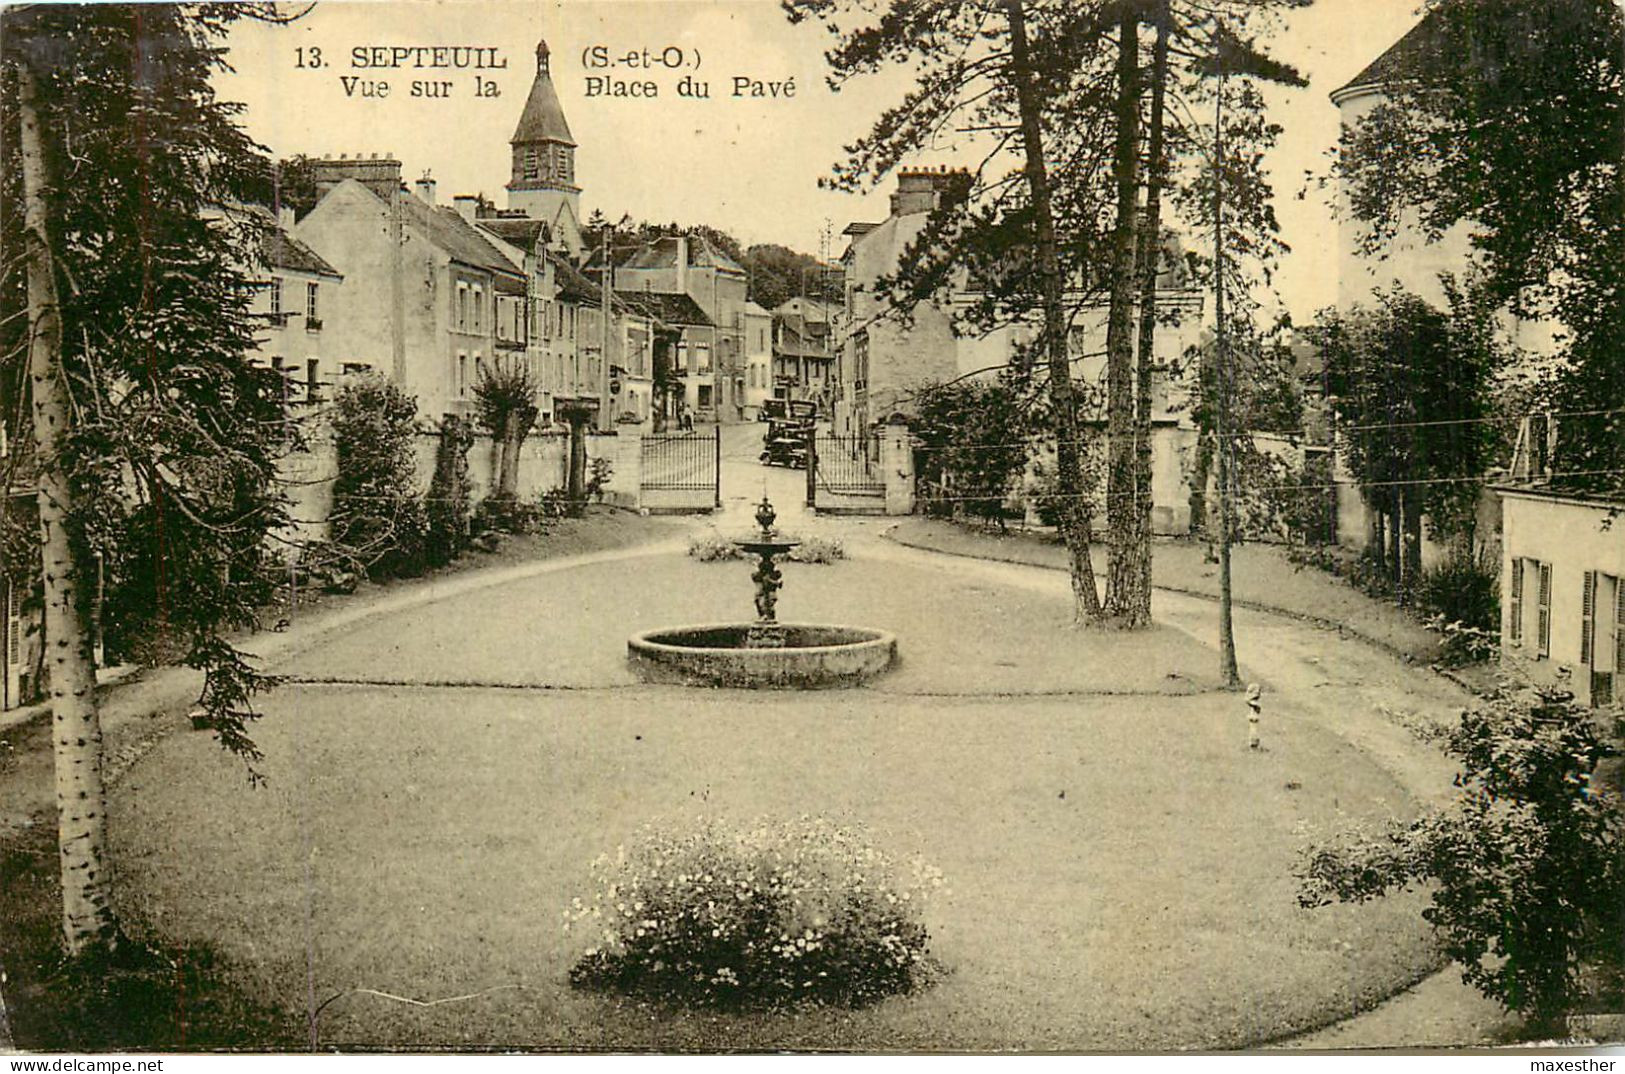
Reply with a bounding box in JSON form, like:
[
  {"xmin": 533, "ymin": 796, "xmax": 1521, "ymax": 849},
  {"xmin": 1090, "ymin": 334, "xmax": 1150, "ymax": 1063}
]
[
  {"xmin": 1537, "ymin": 561, "xmax": 1552, "ymax": 659},
  {"xmin": 523, "ymin": 147, "xmax": 539, "ymax": 180},
  {"xmin": 457, "ymin": 282, "xmax": 469, "ymax": 330},
  {"xmin": 698, "ymin": 384, "xmax": 712, "ymax": 408},
  {"xmin": 1582, "ymin": 570, "xmax": 1597, "ymax": 669},
  {"xmin": 1589, "ymin": 573, "xmax": 1623, "ymax": 707},
  {"xmin": 675, "ymin": 342, "xmax": 689, "ymax": 373},
  {"xmin": 270, "ymin": 279, "xmax": 283, "ymax": 317},
  {"xmin": 306, "ymin": 282, "xmax": 319, "ymax": 320},
  {"xmin": 1509, "ymin": 558, "xmax": 1524, "ymax": 645},
  {"xmin": 306, "ymin": 359, "xmax": 320, "ymax": 402},
  {"xmin": 472, "ymin": 284, "xmax": 484, "ymax": 332},
  {"xmin": 457, "ymin": 352, "xmax": 468, "ymax": 398},
  {"xmin": 694, "ymin": 343, "xmax": 711, "ymax": 373}
]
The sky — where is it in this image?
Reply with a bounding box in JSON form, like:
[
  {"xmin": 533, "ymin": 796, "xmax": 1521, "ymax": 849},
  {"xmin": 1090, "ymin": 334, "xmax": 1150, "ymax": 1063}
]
[{"xmin": 220, "ymin": 0, "xmax": 1427, "ymax": 321}]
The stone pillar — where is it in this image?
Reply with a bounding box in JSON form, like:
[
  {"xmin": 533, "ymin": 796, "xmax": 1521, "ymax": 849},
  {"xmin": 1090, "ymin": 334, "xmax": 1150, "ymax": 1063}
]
[
  {"xmin": 882, "ymin": 415, "xmax": 915, "ymax": 516},
  {"xmin": 616, "ymin": 428, "xmax": 643, "ymax": 510}
]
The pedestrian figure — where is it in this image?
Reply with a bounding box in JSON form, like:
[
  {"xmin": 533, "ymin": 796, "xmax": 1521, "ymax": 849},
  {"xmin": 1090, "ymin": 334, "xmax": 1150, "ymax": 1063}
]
[{"xmin": 1245, "ymin": 683, "xmax": 1262, "ymax": 750}]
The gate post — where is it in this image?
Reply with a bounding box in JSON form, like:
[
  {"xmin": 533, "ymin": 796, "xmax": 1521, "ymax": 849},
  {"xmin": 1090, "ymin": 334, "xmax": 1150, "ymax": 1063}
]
[
  {"xmin": 713, "ymin": 423, "xmax": 722, "ymax": 509},
  {"xmin": 805, "ymin": 426, "xmax": 817, "ymax": 509},
  {"xmin": 883, "ymin": 415, "xmax": 915, "ymax": 516}
]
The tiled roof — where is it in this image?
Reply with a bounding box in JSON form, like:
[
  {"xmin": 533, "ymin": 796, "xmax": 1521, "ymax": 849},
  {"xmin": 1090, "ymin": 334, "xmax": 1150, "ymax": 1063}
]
[
  {"xmin": 551, "ymin": 252, "xmax": 603, "ymax": 306},
  {"xmin": 263, "ymin": 228, "xmax": 342, "ymax": 278},
  {"xmin": 616, "ymin": 289, "xmax": 714, "ymax": 327},
  {"xmin": 477, "ymin": 217, "xmax": 550, "ymax": 250},
  {"xmin": 621, "ymin": 234, "xmax": 746, "ymax": 276},
  {"xmin": 398, "ymin": 195, "xmax": 523, "ymax": 279}
]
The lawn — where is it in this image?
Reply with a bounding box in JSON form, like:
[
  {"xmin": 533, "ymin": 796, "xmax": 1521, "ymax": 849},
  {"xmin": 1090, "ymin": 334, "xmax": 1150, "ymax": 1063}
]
[
  {"xmin": 886, "ymin": 518, "xmax": 1445, "ymax": 664},
  {"xmin": 102, "ymin": 551, "xmax": 1443, "ymax": 1051}
]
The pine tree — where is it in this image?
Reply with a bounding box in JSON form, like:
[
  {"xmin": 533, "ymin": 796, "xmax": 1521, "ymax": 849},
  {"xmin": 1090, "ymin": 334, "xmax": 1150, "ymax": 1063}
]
[{"xmin": 790, "ymin": 0, "xmax": 1306, "ymax": 627}]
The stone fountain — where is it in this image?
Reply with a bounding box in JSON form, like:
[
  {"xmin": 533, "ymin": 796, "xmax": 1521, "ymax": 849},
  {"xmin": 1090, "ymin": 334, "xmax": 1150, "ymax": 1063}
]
[{"xmin": 626, "ymin": 495, "xmax": 896, "ymax": 688}]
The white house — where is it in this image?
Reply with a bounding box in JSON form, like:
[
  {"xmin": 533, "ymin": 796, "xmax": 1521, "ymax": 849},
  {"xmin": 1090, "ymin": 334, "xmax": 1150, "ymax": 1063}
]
[{"xmin": 1498, "ymin": 486, "xmax": 1624, "ymax": 709}]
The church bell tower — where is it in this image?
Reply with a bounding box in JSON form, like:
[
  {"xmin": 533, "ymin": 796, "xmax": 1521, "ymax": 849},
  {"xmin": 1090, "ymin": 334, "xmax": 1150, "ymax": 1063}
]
[{"xmin": 508, "ymin": 39, "xmax": 582, "ymax": 255}]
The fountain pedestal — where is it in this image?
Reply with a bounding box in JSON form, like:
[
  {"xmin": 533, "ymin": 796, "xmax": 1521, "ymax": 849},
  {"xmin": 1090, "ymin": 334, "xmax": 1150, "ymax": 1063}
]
[{"xmin": 626, "ymin": 495, "xmax": 896, "ymax": 689}]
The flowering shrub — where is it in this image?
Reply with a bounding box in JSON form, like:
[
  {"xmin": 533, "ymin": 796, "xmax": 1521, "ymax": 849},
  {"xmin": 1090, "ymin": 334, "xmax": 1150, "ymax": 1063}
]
[
  {"xmin": 687, "ymin": 533, "xmax": 741, "ymax": 562},
  {"xmin": 563, "ymin": 816, "xmax": 944, "ymax": 1009},
  {"xmin": 687, "ymin": 533, "xmax": 846, "ymax": 565},
  {"xmin": 788, "ymin": 536, "xmax": 845, "ymax": 564}
]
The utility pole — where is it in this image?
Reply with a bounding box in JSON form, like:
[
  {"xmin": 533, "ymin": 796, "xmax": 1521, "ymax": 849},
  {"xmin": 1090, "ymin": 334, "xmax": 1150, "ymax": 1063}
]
[
  {"xmin": 601, "ymin": 223, "xmax": 613, "ymax": 426},
  {"xmin": 1213, "ymin": 26, "xmax": 1241, "ymax": 688}
]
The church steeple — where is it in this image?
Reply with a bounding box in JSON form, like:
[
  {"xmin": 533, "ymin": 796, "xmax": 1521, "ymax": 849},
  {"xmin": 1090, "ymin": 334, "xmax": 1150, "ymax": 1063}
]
[{"xmin": 508, "ymin": 37, "xmax": 582, "ymax": 255}]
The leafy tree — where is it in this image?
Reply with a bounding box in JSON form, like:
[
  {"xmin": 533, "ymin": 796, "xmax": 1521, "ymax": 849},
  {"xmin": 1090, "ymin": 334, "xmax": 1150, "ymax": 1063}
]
[
  {"xmin": 1299, "ymin": 685, "xmax": 1625, "ymax": 1037},
  {"xmin": 472, "ymin": 356, "xmax": 541, "ymax": 503},
  {"xmin": 330, "ymin": 379, "xmax": 426, "ymax": 579},
  {"xmin": 1304, "ymin": 284, "xmax": 1496, "ymax": 600},
  {"xmin": 1335, "ymin": 0, "xmax": 1624, "ymax": 495},
  {"xmin": 2, "ymin": 2, "xmax": 296, "ymax": 954},
  {"xmin": 272, "ymin": 154, "xmax": 321, "ymax": 222},
  {"xmin": 740, "ymin": 243, "xmax": 841, "ymax": 310},
  {"xmin": 913, "ymin": 378, "xmax": 1031, "ymax": 529}
]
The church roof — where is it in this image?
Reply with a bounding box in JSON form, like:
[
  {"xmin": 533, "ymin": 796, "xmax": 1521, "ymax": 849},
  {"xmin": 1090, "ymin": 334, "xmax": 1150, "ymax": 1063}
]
[
  {"xmin": 511, "ymin": 40, "xmax": 576, "ymax": 147},
  {"xmin": 1331, "ymin": 11, "xmax": 1445, "ymax": 101}
]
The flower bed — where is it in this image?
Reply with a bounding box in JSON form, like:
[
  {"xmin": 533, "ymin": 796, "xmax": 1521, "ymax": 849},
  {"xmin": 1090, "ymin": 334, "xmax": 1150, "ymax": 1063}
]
[{"xmin": 564, "ymin": 816, "xmax": 943, "ymax": 1009}]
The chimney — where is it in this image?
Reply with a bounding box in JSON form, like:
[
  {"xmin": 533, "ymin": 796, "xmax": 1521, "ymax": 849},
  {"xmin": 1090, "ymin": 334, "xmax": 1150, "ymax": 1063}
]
[
  {"xmin": 277, "ymin": 204, "xmax": 296, "ymax": 230},
  {"xmin": 415, "ymin": 172, "xmax": 436, "ymax": 205},
  {"xmin": 675, "ymin": 235, "xmax": 689, "ymax": 294},
  {"xmin": 889, "ymin": 168, "xmax": 971, "ymax": 218},
  {"xmin": 452, "ymin": 194, "xmax": 480, "ymax": 222},
  {"xmin": 310, "ymin": 155, "xmax": 403, "ymax": 201}
]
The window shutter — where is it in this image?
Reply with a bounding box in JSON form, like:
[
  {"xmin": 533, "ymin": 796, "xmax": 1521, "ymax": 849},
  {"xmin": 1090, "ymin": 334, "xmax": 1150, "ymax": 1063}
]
[
  {"xmin": 1581, "ymin": 570, "xmax": 1596, "ymax": 667},
  {"xmin": 1537, "ymin": 562, "xmax": 1552, "ymax": 659},
  {"xmin": 1509, "ymin": 560, "xmax": 1524, "ymax": 644},
  {"xmin": 1616, "ymin": 576, "xmax": 1625, "ymax": 674},
  {"xmin": 6, "ymin": 581, "xmax": 20, "ymax": 667}
]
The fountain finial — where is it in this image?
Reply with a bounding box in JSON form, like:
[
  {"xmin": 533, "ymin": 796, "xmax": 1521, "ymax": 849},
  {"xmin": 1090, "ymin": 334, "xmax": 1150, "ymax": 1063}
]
[{"xmin": 754, "ymin": 494, "xmax": 777, "ymax": 538}]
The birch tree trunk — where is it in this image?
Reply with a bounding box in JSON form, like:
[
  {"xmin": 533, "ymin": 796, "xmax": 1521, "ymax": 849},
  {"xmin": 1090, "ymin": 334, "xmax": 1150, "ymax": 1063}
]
[
  {"xmin": 1005, "ymin": 0, "xmax": 1103, "ymax": 623},
  {"xmin": 1213, "ymin": 54, "xmax": 1241, "ymax": 688},
  {"xmin": 18, "ymin": 62, "xmax": 120, "ymax": 954},
  {"xmin": 1102, "ymin": 5, "xmax": 1142, "ymax": 623},
  {"xmin": 1127, "ymin": 0, "xmax": 1171, "ymax": 628}
]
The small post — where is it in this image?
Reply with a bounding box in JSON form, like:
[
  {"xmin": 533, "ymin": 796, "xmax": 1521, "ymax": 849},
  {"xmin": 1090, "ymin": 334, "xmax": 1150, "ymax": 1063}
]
[
  {"xmin": 1245, "ymin": 683, "xmax": 1262, "ymax": 750},
  {"xmin": 805, "ymin": 425, "xmax": 817, "ymax": 508},
  {"xmin": 713, "ymin": 423, "xmax": 722, "ymax": 508}
]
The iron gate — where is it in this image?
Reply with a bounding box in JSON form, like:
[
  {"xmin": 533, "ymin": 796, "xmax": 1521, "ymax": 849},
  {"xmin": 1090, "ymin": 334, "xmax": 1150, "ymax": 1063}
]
[
  {"xmin": 640, "ymin": 427, "xmax": 720, "ymax": 512},
  {"xmin": 809, "ymin": 432, "xmax": 885, "ymax": 511}
]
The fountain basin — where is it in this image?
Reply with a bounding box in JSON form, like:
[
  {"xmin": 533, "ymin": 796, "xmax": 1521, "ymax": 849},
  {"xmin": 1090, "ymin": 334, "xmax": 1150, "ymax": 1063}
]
[{"xmin": 627, "ymin": 623, "xmax": 897, "ymax": 689}]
